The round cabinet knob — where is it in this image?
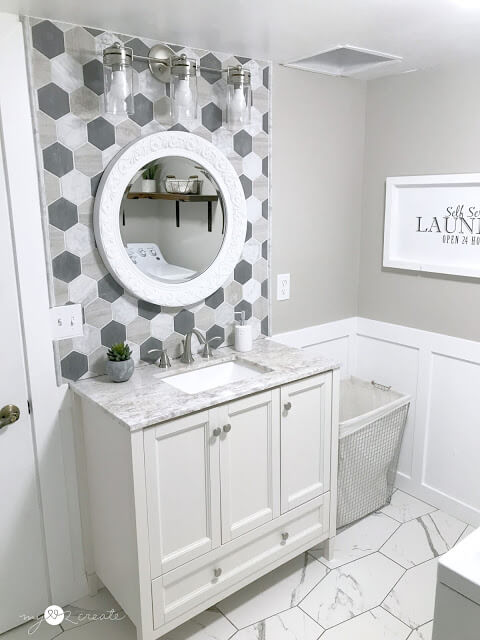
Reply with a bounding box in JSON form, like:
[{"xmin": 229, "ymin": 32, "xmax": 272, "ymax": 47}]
[
  {"xmin": 214, "ymin": 568, "xmax": 222, "ymax": 578},
  {"xmin": 284, "ymin": 402, "xmax": 292, "ymax": 412},
  {"xmin": 213, "ymin": 427, "xmax": 221, "ymax": 437},
  {"xmin": 223, "ymin": 423, "xmax": 232, "ymax": 433},
  {"xmin": 281, "ymin": 532, "xmax": 289, "ymax": 542}
]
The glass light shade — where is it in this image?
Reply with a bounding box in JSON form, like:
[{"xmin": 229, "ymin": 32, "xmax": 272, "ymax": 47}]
[
  {"xmin": 226, "ymin": 67, "xmax": 251, "ymax": 130},
  {"xmin": 170, "ymin": 56, "xmax": 198, "ymax": 123},
  {"xmin": 103, "ymin": 43, "xmax": 134, "ymax": 115}
]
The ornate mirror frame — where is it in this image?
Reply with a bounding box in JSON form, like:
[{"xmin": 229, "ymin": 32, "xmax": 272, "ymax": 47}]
[{"xmin": 94, "ymin": 131, "xmax": 247, "ymax": 307}]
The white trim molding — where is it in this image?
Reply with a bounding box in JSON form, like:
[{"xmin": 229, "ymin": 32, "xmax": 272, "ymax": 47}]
[
  {"xmin": 94, "ymin": 131, "xmax": 247, "ymax": 307},
  {"xmin": 273, "ymin": 317, "xmax": 480, "ymax": 527}
]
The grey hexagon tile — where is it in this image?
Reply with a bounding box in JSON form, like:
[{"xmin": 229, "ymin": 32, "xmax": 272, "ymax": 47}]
[
  {"xmin": 253, "ymin": 217, "xmax": 268, "ymax": 243},
  {"xmin": 57, "ymin": 113, "xmax": 88, "ymax": 149},
  {"xmin": 102, "ymin": 144, "xmax": 121, "ymax": 165},
  {"xmin": 225, "ymin": 280, "xmax": 243, "ymax": 306},
  {"xmin": 138, "ymin": 300, "xmax": 162, "ymax": 320},
  {"xmin": 83, "ymin": 59, "xmax": 104, "ymax": 95},
  {"xmin": 253, "ymin": 259, "xmax": 268, "ymax": 283},
  {"xmin": 127, "ymin": 316, "xmax": 150, "ymax": 345},
  {"xmin": 206, "ymin": 324, "xmax": 224, "ymax": 346},
  {"xmin": 61, "ymin": 170, "xmax": 91, "ymax": 205},
  {"xmin": 153, "ymin": 96, "xmax": 171, "ymax": 125},
  {"xmin": 141, "ymin": 121, "xmax": 160, "ymax": 137},
  {"xmin": 262, "ymin": 111, "xmax": 268, "ymax": 134},
  {"xmin": 262, "ymin": 66, "xmax": 269, "ymax": 89},
  {"xmin": 44, "ymin": 170, "xmax": 61, "ymax": 204},
  {"xmin": 169, "ymin": 123, "xmax": 189, "ymax": 132},
  {"xmin": 98, "ymin": 273, "xmax": 123, "ymax": 302},
  {"xmin": 115, "ymin": 119, "xmax": 141, "ymax": 146},
  {"xmin": 260, "ymin": 278, "xmax": 268, "ymax": 299},
  {"xmin": 262, "ymin": 240, "xmax": 268, "ymax": 260},
  {"xmin": 246, "ymin": 197, "xmax": 262, "ymax": 222},
  {"xmin": 90, "ymin": 173, "xmax": 103, "ymax": 196},
  {"xmin": 262, "ymin": 156, "xmax": 268, "ymax": 177},
  {"xmin": 88, "ymin": 117, "xmax": 115, "ymax": 150},
  {"xmin": 202, "ymin": 103, "xmax": 222, "ymax": 132},
  {"xmin": 234, "ymin": 259, "xmax": 252, "ymax": 284},
  {"xmin": 242, "ymin": 279, "xmax": 261, "ymax": 304},
  {"xmin": 65, "ymin": 26, "xmax": 96, "ymax": 65},
  {"xmin": 53, "ymin": 277, "xmax": 69, "ymax": 305},
  {"xmin": 49, "ymin": 197, "xmax": 78, "ymax": 231},
  {"xmin": 131, "ymin": 94, "xmax": 153, "ymax": 127},
  {"xmin": 242, "ymin": 240, "xmax": 261, "ymax": 265},
  {"xmin": 70, "ymin": 86, "xmax": 100, "ymax": 122},
  {"xmin": 38, "ymin": 83, "xmax": 69, "ymax": 120},
  {"xmin": 253, "ymin": 85, "xmax": 269, "ymax": 115},
  {"xmin": 65, "ymin": 223, "xmax": 94, "ymax": 256},
  {"xmin": 261, "ymin": 316, "xmax": 269, "ymax": 335},
  {"xmin": 205, "ymin": 288, "xmax": 224, "ymax": 309},
  {"xmin": 78, "ymin": 198, "xmax": 94, "ymax": 225},
  {"xmin": 191, "ymin": 124, "xmax": 212, "ymax": 143},
  {"xmin": 112, "ymin": 296, "xmax": 138, "ymax": 325},
  {"xmin": 252, "ymin": 131, "xmax": 268, "ymax": 158},
  {"xmin": 88, "ymin": 345, "xmax": 108, "ymax": 375},
  {"xmin": 243, "ymin": 153, "xmax": 262, "ymax": 180},
  {"xmin": 85, "ymin": 298, "xmax": 112, "ymax": 328},
  {"xmin": 74, "ymin": 143, "xmax": 103, "ymax": 177},
  {"xmin": 69, "ymin": 274, "xmax": 97, "ymax": 305},
  {"xmin": 61, "ymin": 351, "xmax": 88, "ymax": 381},
  {"xmin": 253, "ymin": 175, "xmax": 268, "ymax": 201},
  {"xmin": 174, "ymin": 309, "xmax": 195, "ymax": 335},
  {"xmin": 140, "ymin": 336, "xmax": 163, "ymax": 363},
  {"xmin": 101, "ymin": 320, "xmax": 126, "ymax": 347},
  {"xmin": 32, "ymin": 21, "xmax": 65, "ymax": 59},
  {"xmin": 253, "ymin": 296, "xmax": 268, "ymax": 320},
  {"xmin": 52, "ymin": 250, "xmax": 81, "ymax": 282},
  {"xmin": 234, "ymin": 130, "xmax": 252, "ymax": 157},
  {"xmin": 262, "ymin": 199, "xmax": 269, "ymax": 219},
  {"xmin": 195, "ymin": 306, "xmax": 215, "ymax": 331},
  {"xmin": 51, "ymin": 53, "xmax": 84, "ymax": 92},
  {"xmin": 200, "ymin": 53, "xmax": 222, "ymax": 84},
  {"xmin": 49, "ymin": 225, "xmax": 65, "ymax": 258},
  {"xmin": 72, "ymin": 324, "xmax": 101, "ymax": 355},
  {"xmin": 82, "ymin": 250, "xmax": 108, "ymax": 281},
  {"xmin": 57, "ymin": 337, "xmax": 73, "ymax": 360},
  {"xmin": 126, "ymin": 38, "xmax": 150, "ymax": 72},
  {"xmin": 239, "ymin": 174, "xmax": 252, "ymax": 199},
  {"xmin": 138, "ymin": 68, "xmax": 165, "ymax": 102},
  {"xmin": 234, "ymin": 300, "xmax": 252, "ymax": 321},
  {"xmin": 31, "ymin": 49, "xmax": 51, "ymax": 90},
  {"xmin": 37, "ymin": 111, "xmax": 57, "ymax": 149},
  {"xmin": 150, "ymin": 313, "xmax": 174, "ymax": 340}
]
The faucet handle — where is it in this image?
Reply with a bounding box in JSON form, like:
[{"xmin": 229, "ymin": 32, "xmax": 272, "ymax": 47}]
[
  {"xmin": 148, "ymin": 348, "xmax": 171, "ymax": 369},
  {"xmin": 202, "ymin": 336, "xmax": 222, "ymax": 359}
]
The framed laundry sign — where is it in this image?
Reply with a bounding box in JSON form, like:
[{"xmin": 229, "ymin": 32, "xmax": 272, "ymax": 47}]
[{"xmin": 383, "ymin": 173, "xmax": 480, "ymax": 278}]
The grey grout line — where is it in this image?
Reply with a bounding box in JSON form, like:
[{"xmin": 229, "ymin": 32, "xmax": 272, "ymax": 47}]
[{"xmin": 215, "ymin": 607, "xmax": 239, "ymax": 631}]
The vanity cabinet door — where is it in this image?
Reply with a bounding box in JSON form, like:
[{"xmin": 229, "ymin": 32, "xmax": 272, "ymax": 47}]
[
  {"xmin": 280, "ymin": 373, "xmax": 332, "ymax": 513},
  {"xmin": 218, "ymin": 390, "xmax": 280, "ymax": 543},
  {"xmin": 144, "ymin": 410, "xmax": 221, "ymax": 576}
]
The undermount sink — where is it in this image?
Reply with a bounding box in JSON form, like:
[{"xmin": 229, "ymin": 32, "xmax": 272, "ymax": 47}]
[{"xmin": 162, "ymin": 360, "xmax": 267, "ymax": 394}]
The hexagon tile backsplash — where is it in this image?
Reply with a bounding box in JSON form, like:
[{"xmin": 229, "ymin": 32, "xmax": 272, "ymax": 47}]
[{"xmin": 24, "ymin": 17, "xmax": 271, "ymax": 383}]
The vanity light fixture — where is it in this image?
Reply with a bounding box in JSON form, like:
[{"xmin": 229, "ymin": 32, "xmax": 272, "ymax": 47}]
[
  {"xmin": 102, "ymin": 42, "xmax": 251, "ymax": 128},
  {"xmin": 103, "ymin": 42, "xmax": 134, "ymax": 115}
]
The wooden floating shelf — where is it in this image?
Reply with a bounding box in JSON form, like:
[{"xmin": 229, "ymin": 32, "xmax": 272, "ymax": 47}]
[
  {"xmin": 126, "ymin": 192, "xmax": 222, "ymax": 233},
  {"xmin": 127, "ymin": 192, "xmax": 218, "ymax": 202}
]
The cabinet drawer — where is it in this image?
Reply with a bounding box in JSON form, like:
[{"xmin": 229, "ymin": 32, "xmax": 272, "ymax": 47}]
[{"xmin": 152, "ymin": 492, "xmax": 330, "ymax": 627}]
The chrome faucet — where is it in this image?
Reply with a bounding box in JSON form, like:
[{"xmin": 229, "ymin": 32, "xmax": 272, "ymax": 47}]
[{"xmin": 180, "ymin": 329, "xmax": 207, "ymax": 364}]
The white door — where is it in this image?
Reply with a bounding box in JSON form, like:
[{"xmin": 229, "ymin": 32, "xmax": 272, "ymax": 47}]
[
  {"xmin": 219, "ymin": 390, "xmax": 280, "ymax": 542},
  {"xmin": 281, "ymin": 373, "xmax": 332, "ymax": 513},
  {"xmin": 144, "ymin": 410, "xmax": 221, "ymax": 576},
  {"xmin": 0, "ymin": 134, "xmax": 50, "ymax": 632}
]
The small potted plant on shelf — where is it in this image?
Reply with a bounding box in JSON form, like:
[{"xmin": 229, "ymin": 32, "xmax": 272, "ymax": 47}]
[
  {"xmin": 141, "ymin": 162, "xmax": 157, "ymax": 193},
  {"xmin": 106, "ymin": 342, "xmax": 134, "ymax": 382}
]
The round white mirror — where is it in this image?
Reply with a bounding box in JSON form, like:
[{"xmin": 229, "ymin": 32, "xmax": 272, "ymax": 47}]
[{"xmin": 94, "ymin": 131, "xmax": 247, "ymax": 307}]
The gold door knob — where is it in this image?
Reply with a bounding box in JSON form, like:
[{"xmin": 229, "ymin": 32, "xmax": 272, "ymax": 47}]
[{"xmin": 0, "ymin": 404, "xmax": 20, "ymax": 429}]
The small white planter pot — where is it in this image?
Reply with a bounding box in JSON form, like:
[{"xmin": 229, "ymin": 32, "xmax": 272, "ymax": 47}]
[
  {"xmin": 105, "ymin": 358, "xmax": 134, "ymax": 383},
  {"xmin": 141, "ymin": 179, "xmax": 157, "ymax": 193}
]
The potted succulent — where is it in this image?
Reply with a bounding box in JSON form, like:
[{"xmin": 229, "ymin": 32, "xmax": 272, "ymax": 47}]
[
  {"xmin": 141, "ymin": 162, "xmax": 158, "ymax": 193},
  {"xmin": 106, "ymin": 342, "xmax": 134, "ymax": 382}
]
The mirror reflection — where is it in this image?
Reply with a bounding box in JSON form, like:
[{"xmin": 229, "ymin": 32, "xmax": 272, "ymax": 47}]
[{"xmin": 120, "ymin": 156, "xmax": 225, "ymax": 283}]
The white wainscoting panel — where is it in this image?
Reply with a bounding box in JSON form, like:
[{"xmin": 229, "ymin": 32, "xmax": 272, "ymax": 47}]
[{"xmin": 272, "ymin": 317, "xmax": 480, "ymax": 527}]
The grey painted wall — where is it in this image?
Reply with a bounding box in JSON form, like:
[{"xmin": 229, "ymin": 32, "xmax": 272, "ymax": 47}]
[
  {"xmin": 359, "ymin": 64, "xmax": 480, "ymax": 341},
  {"xmin": 271, "ymin": 65, "xmax": 366, "ymax": 334}
]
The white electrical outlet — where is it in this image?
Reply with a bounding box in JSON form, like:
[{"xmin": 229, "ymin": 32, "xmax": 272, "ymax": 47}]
[
  {"xmin": 50, "ymin": 304, "xmax": 84, "ymax": 339},
  {"xmin": 277, "ymin": 273, "xmax": 290, "ymax": 300}
]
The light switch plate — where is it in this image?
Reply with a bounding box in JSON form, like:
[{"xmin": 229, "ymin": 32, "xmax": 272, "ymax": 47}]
[
  {"xmin": 277, "ymin": 273, "xmax": 290, "ymax": 300},
  {"xmin": 50, "ymin": 304, "xmax": 84, "ymax": 339}
]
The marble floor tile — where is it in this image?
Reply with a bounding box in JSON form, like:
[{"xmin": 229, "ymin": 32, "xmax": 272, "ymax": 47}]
[
  {"xmin": 310, "ymin": 512, "xmax": 400, "ymax": 569},
  {"xmin": 382, "ymin": 558, "xmax": 438, "ymax": 629},
  {"xmin": 381, "ymin": 491, "xmax": 436, "ymax": 523},
  {"xmin": 61, "ymin": 588, "xmax": 123, "ymax": 630},
  {"xmin": 299, "ymin": 552, "xmax": 404, "ymax": 629},
  {"xmin": 217, "ymin": 552, "xmax": 327, "ymax": 629},
  {"xmin": 2, "ymin": 620, "xmax": 63, "ymax": 640},
  {"xmin": 60, "ymin": 617, "xmax": 136, "ymax": 639},
  {"xmin": 381, "ymin": 510, "xmax": 467, "ymax": 568},
  {"xmin": 319, "ymin": 607, "xmax": 410, "ymax": 640},
  {"xmin": 231, "ymin": 607, "xmax": 323, "ymax": 640},
  {"xmin": 456, "ymin": 524, "xmax": 476, "ymax": 544},
  {"xmin": 165, "ymin": 607, "xmax": 237, "ymax": 640},
  {"xmin": 409, "ymin": 621, "xmax": 433, "ymax": 640}
]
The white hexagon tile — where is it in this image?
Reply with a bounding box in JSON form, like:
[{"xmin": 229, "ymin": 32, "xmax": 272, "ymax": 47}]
[{"xmin": 24, "ymin": 17, "xmax": 271, "ymax": 382}]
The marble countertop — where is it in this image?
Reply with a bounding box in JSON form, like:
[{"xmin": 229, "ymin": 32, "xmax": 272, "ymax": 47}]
[{"xmin": 70, "ymin": 338, "xmax": 339, "ymax": 432}]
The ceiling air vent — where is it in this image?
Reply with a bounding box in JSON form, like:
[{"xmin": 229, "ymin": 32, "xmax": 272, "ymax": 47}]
[{"xmin": 285, "ymin": 45, "xmax": 402, "ymax": 77}]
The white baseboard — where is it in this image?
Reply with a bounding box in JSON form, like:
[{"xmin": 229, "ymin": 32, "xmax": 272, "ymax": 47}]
[{"xmin": 272, "ymin": 317, "xmax": 480, "ymax": 527}]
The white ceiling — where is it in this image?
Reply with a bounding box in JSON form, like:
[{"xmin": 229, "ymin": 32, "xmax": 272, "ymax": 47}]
[{"xmin": 4, "ymin": 0, "xmax": 480, "ymax": 78}]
